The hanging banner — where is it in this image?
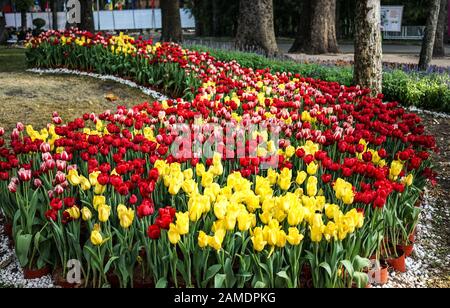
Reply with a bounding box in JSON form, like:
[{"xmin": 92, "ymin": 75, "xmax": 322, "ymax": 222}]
[{"xmin": 380, "ymin": 5, "xmax": 403, "ymax": 32}]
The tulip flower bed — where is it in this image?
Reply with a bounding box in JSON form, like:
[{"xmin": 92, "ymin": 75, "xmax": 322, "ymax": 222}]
[{"xmin": 0, "ymin": 29, "xmax": 438, "ymax": 288}]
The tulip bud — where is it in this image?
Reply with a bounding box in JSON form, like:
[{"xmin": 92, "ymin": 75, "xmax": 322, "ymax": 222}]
[
  {"xmin": 60, "ymin": 151, "xmax": 70, "ymax": 161},
  {"xmin": 45, "ymin": 159, "xmax": 56, "ymax": 170},
  {"xmin": 11, "ymin": 128, "xmax": 20, "ymax": 140},
  {"xmin": 8, "ymin": 181, "xmax": 17, "ymax": 193},
  {"xmin": 40, "ymin": 142, "xmax": 51, "ymax": 153},
  {"xmin": 0, "ymin": 127, "xmax": 4, "ymax": 136},
  {"xmin": 54, "ymin": 184, "xmax": 64, "ymax": 195},
  {"xmin": 33, "ymin": 178, "xmax": 43, "ymax": 188},
  {"xmin": 42, "ymin": 152, "xmax": 52, "ymax": 161},
  {"xmin": 18, "ymin": 168, "xmax": 32, "ymax": 182},
  {"xmin": 56, "ymin": 160, "xmax": 67, "ymax": 171},
  {"xmin": 16, "ymin": 122, "xmax": 24, "ymax": 132}
]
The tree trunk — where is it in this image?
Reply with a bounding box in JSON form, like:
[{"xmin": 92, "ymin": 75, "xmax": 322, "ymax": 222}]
[
  {"xmin": 212, "ymin": 0, "xmax": 220, "ymax": 37},
  {"xmin": 289, "ymin": 0, "xmax": 339, "ymax": 54},
  {"xmin": 0, "ymin": 11, "xmax": 6, "ymax": 44},
  {"xmin": 161, "ymin": 0, "xmax": 183, "ymax": 43},
  {"xmin": 433, "ymin": 0, "xmax": 447, "ymax": 57},
  {"xmin": 21, "ymin": 10, "xmax": 27, "ymax": 31},
  {"xmin": 354, "ymin": 0, "xmax": 382, "ymax": 95},
  {"xmin": 80, "ymin": 0, "xmax": 94, "ymax": 33},
  {"xmin": 50, "ymin": 0, "xmax": 58, "ymax": 30},
  {"xmin": 235, "ymin": 0, "xmax": 278, "ymax": 57},
  {"xmin": 419, "ymin": 0, "xmax": 441, "ymax": 70}
]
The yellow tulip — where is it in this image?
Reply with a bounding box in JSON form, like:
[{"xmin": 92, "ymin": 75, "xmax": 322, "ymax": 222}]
[
  {"xmin": 81, "ymin": 207, "xmax": 92, "ymax": 221},
  {"xmin": 201, "ymin": 171, "xmax": 214, "ymax": 188},
  {"xmin": 93, "ymin": 195, "xmax": 106, "ymax": 210},
  {"xmin": 237, "ymin": 212, "xmax": 253, "ymax": 232},
  {"xmin": 94, "ymin": 183, "xmax": 106, "ymax": 195},
  {"xmin": 296, "ymin": 171, "xmax": 307, "ymax": 185},
  {"xmin": 323, "ymin": 221, "xmax": 338, "ymax": 241},
  {"xmin": 325, "ymin": 203, "xmax": 340, "ymax": 220},
  {"xmin": 183, "ymin": 168, "xmax": 194, "ymax": 180},
  {"xmin": 175, "ymin": 212, "xmax": 190, "ymax": 235},
  {"xmin": 267, "ymin": 169, "xmax": 278, "ymax": 185},
  {"xmin": 208, "ymin": 229, "xmax": 226, "ymax": 251},
  {"xmin": 182, "ymin": 179, "xmax": 198, "ymax": 195},
  {"xmin": 168, "ymin": 223, "xmax": 181, "ymax": 244},
  {"xmin": 390, "ymin": 160, "xmax": 403, "ymax": 177},
  {"xmin": 214, "ymin": 200, "xmax": 228, "ymax": 220},
  {"xmin": 97, "ymin": 204, "xmax": 111, "ymax": 222},
  {"xmin": 306, "ymin": 176, "xmax": 318, "ymax": 197},
  {"xmin": 89, "ymin": 171, "xmax": 101, "ymax": 186},
  {"xmin": 286, "ymin": 227, "xmax": 304, "ymax": 246},
  {"xmin": 67, "ymin": 169, "xmax": 81, "ymax": 186},
  {"xmin": 196, "ymin": 163, "xmax": 206, "ymax": 177},
  {"xmin": 79, "ymin": 176, "xmax": 91, "ymax": 191},
  {"xmin": 224, "ymin": 214, "xmax": 237, "ymax": 230},
  {"xmin": 198, "ymin": 231, "xmax": 209, "ymax": 248},
  {"xmin": 287, "ymin": 205, "xmax": 305, "ymax": 226},
  {"xmin": 251, "ymin": 227, "xmax": 267, "ymax": 252},
  {"xmin": 306, "ymin": 162, "xmax": 318, "ymax": 175},
  {"xmin": 276, "ymin": 230, "xmax": 287, "ymax": 248},
  {"xmin": 65, "ymin": 206, "xmax": 80, "ymax": 220},
  {"xmin": 118, "ymin": 205, "xmax": 134, "ymax": 229},
  {"xmin": 285, "ymin": 145, "xmax": 295, "ymax": 158},
  {"xmin": 90, "ymin": 224, "xmax": 106, "ymax": 246}
]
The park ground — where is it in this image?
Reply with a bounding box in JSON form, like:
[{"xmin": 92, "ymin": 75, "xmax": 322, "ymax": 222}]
[{"xmin": 0, "ymin": 46, "xmax": 449, "ymax": 287}]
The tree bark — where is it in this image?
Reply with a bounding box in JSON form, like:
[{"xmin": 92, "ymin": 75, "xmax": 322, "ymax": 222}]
[
  {"xmin": 419, "ymin": 0, "xmax": 441, "ymax": 70},
  {"xmin": 50, "ymin": 0, "xmax": 58, "ymax": 30},
  {"xmin": 80, "ymin": 0, "xmax": 94, "ymax": 32},
  {"xmin": 21, "ymin": 10, "xmax": 27, "ymax": 31},
  {"xmin": 235, "ymin": 0, "xmax": 279, "ymax": 57},
  {"xmin": 354, "ymin": 0, "xmax": 382, "ymax": 95},
  {"xmin": 0, "ymin": 11, "xmax": 6, "ymax": 44},
  {"xmin": 289, "ymin": 0, "xmax": 339, "ymax": 54},
  {"xmin": 161, "ymin": 0, "xmax": 183, "ymax": 43},
  {"xmin": 433, "ymin": 0, "xmax": 447, "ymax": 57}
]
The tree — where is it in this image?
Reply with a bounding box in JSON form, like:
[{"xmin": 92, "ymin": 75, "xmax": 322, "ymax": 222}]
[
  {"xmin": 79, "ymin": 0, "xmax": 94, "ymax": 32},
  {"xmin": 289, "ymin": 0, "xmax": 339, "ymax": 54},
  {"xmin": 354, "ymin": 0, "xmax": 382, "ymax": 95},
  {"xmin": 50, "ymin": 0, "xmax": 58, "ymax": 31},
  {"xmin": 235, "ymin": 0, "xmax": 278, "ymax": 57},
  {"xmin": 14, "ymin": 0, "xmax": 34, "ymax": 31},
  {"xmin": 161, "ymin": 0, "xmax": 183, "ymax": 43},
  {"xmin": 0, "ymin": 9, "xmax": 6, "ymax": 44},
  {"xmin": 418, "ymin": 0, "xmax": 441, "ymax": 70},
  {"xmin": 433, "ymin": 0, "xmax": 447, "ymax": 57}
]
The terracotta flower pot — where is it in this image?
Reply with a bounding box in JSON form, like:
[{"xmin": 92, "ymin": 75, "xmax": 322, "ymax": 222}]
[
  {"xmin": 368, "ymin": 261, "xmax": 389, "ymax": 285},
  {"xmin": 409, "ymin": 227, "xmax": 417, "ymax": 243},
  {"xmin": 386, "ymin": 249, "xmax": 406, "ymax": 273},
  {"xmin": 397, "ymin": 243, "xmax": 414, "ymax": 257},
  {"xmin": 23, "ymin": 266, "xmax": 50, "ymax": 279}
]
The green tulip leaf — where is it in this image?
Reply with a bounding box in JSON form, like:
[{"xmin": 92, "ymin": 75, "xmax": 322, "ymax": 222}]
[
  {"xmin": 319, "ymin": 262, "xmax": 332, "ymax": 278},
  {"xmin": 16, "ymin": 232, "xmax": 33, "ymax": 267},
  {"xmin": 254, "ymin": 281, "xmax": 266, "ymax": 288},
  {"xmin": 340, "ymin": 260, "xmax": 354, "ymax": 278},
  {"xmin": 156, "ymin": 277, "xmax": 168, "ymax": 288},
  {"xmin": 205, "ymin": 264, "xmax": 222, "ymax": 282},
  {"xmin": 214, "ymin": 274, "xmax": 226, "ymax": 288},
  {"xmin": 276, "ymin": 270, "xmax": 290, "ymax": 281}
]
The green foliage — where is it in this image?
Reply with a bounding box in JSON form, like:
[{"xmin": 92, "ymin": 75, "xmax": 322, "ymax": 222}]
[{"xmin": 13, "ymin": 0, "xmax": 34, "ymax": 12}]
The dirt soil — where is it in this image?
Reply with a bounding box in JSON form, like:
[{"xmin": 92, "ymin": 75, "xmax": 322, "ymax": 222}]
[{"xmin": 0, "ymin": 72, "xmax": 152, "ymax": 135}]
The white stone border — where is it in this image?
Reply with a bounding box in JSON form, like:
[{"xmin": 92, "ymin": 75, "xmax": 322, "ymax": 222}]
[
  {"xmin": 27, "ymin": 68, "xmax": 170, "ymax": 102},
  {"xmin": 408, "ymin": 106, "xmax": 450, "ymax": 119}
]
